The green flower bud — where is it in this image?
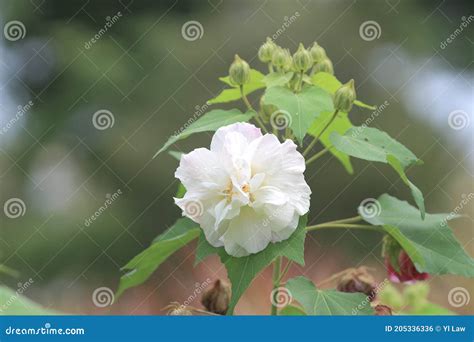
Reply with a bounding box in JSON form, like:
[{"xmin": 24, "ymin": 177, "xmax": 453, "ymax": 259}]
[
  {"xmin": 310, "ymin": 42, "xmax": 327, "ymax": 63},
  {"xmin": 313, "ymin": 57, "xmax": 334, "ymax": 75},
  {"xmin": 271, "ymin": 47, "xmax": 287, "ymax": 68},
  {"xmin": 292, "ymin": 43, "xmax": 313, "ymax": 72},
  {"xmin": 229, "ymin": 54, "xmax": 250, "ymax": 86},
  {"xmin": 282, "ymin": 49, "xmax": 293, "ymax": 71},
  {"xmin": 258, "ymin": 37, "xmax": 276, "ymax": 63},
  {"xmin": 378, "ymin": 283, "xmax": 404, "ymax": 310},
  {"xmin": 404, "ymin": 283, "xmax": 429, "ymax": 307},
  {"xmin": 334, "ymin": 79, "xmax": 356, "ymax": 112}
]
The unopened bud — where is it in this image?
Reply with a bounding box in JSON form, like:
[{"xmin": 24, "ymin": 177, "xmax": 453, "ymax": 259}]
[
  {"xmin": 310, "ymin": 42, "xmax": 327, "ymax": 63},
  {"xmin": 313, "ymin": 58, "xmax": 334, "ymax": 75},
  {"xmin": 258, "ymin": 37, "xmax": 276, "ymax": 63},
  {"xmin": 201, "ymin": 279, "xmax": 231, "ymax": 315},
  {"xmin": 229, "ymin": 55, "xmax": 250, "ymax": 86},
  {"xmin": 169, "ymin": 308, "xmax": 192, "ymax": 315},
  {"xmin": 374, "ymin": 304, "xmax": 393, "ymax": 316},
  {"xmin": 292, "ymin": 43, "xmax": 313, "ymax": 72},
  {"xmin": 337, "ymin": 267, "xmax": 376, "ymax": 298},
  {"xmin": 334, "ymin": 79, "xmax": 356, "ymax": 112},
  {"xmin": 404, "ymin": 283, "xmax": 429, "ymax": 307},
  {"xmin": 271, "ymin": 47, "xmax": 287, "ymax": 68}
]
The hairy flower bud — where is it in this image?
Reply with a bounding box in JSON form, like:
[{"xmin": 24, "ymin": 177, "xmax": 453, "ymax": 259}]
[
  {"xmin": 310, "ymin": 42, "xmax": 327, "ymax": 63},
  {"xmin": 258, "ymin": 37, "xmax": 276, "ymax": 63},
  {"xmin": 229, "ymin": 54, "xmax": 250, "ymax": 86},
  {"xmin": 337, "ymin": 267, "xmax": 376, "ymax": 298},
  {"xmin": 313, "ymin": 57, "xmax": 334, "ymax": 75},
  {"xmin": 292, "ymin": 43, "xmax": 313, "ymax": 72},
  {"xmin": 383, "ymin": 235, "xmax": 429, "ymax": 283},
  {"xmin": 201, "ymin": 279, "xmax": 231, "ymax": 315},
  {"xmin": 374, "ymin": 304, "xmax": 393, "ymax": 316},
  {"xmin": 271, "ymin": 47, "xmax": 287, "ymax": 68},
  {"xmin": 334, "ymin": 79, "xmax": 356, "ymax": 112},
  {"xmin": 282, "ymin": 49, "xmax": 293, "ymax": 71}
]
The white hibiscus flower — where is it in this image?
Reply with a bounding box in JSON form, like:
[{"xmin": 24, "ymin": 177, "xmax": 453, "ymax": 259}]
[{"xmin": 174, "ymin": 122, "xmax": 311, "ymax": 257}]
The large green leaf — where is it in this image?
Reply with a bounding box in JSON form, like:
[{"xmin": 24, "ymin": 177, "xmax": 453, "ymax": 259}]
[
  {"xmin": 286, "ymin": 276, "xmax": 374, "ymax": 315},
  {"xmin": 279, "ymin": 304, "xmax": 306, "ymax": 315},
  {"xmin": 195, "ymin": 215, "xmax": 308, "ymax": 314},
  {"xmin": 360, "ymin": 194, "xmax": 474, "ymax": 277},
  {"xmin": 117, "ymin": 221, "xmax": 200, "ymax": 298},
  {"xmin": 262, "ymin": 72, "xmax": 294, "ymax": 87},
  {"xmin": 330, "ymin": 126, "xmax": 424, "ymax": 216},
  {"xmin": 0, "ymin": 286, "xmax": 58, "ymax": 315},
  {"xmin": 263, "ymin": 86, "xmax": 334, "ymax": 144},
  {"xmin": 207, "ymin": 69, "xmax": 265, "ymax": 104},
  {"xmin": 387, "ymin": 155, "xmax": 425, "ymax": 219},
  {"xmin": 153, "ymin": 109, "xmax": 255, "ymax": 158},
  {"xmin": 311, "ymin": 72, "xmax": 375, "ymax": 110},
  {"xmin": 307, "ymin": 111, "xmax": 354, "ymax": 174}
]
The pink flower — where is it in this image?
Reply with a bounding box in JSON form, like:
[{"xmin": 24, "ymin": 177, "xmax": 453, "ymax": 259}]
[{"xmin": 385, "ymin": 250, "xmax": 429, "ymax": 283}]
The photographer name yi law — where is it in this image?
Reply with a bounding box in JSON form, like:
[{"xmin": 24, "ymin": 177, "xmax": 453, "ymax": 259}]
[{"xmin": 385, "ymin": 325, "xmax": 466, "ymax": 333}]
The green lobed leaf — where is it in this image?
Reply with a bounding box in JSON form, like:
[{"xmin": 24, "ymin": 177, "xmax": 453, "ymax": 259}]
[
  {"xmin": 262, "ymin": 72, "xmax": 294, "ymax": 88},
  {"xmin": 307, "ymin": 111, "xmax": 354, "ymax": 174},
  {"xmin": 153, "ymin": 109, "xmax": 255, "ymax": 158},
  {"xmin": 0, "ymin": 286, "xmax": 58, "ymax": 315},
  {"xmin": 195, "ymin": 215, "xmax": 308, "ymax": 314},
  {"xmin": 387, "ymin": 155, "xmax": 425, "ymax": 219},
  {"xmin": 330, "ymin": 126, "xmax": 424, "ymax": 216},
  {"xmin": 286, "ymin": 276, "xmax": 375, "ymax": 315},
  {"xmin": 208, "ymin": 69, "xmax": 265, "ymax": 104},
  {"xmin": 117, "ymin": 221, "xmax": 200, "ymax": 298},
  {"xmin": 263, "ymin": 85, "xmax": 334, "ymax": 144},
  {"xmin": 360, "ymin": 194, "xmax": 474, "ymax": 277},
  {"xmin": 311, "ymin": 72, "xmax": 376, "ymax": 110},
  {"xmin": 279, "ymin": 304, "xmax": 306, "ymax": 316}
]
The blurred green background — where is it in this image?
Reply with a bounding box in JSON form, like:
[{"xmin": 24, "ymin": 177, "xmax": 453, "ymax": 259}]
[{"xmin": 0, "ymin": 0, "xmax": 472, "ymax": 315}]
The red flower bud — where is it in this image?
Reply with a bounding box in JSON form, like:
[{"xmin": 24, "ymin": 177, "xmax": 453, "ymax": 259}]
[
  {"xmin": 374, "ymin": 304, "xmax": 392, "ymax": 316},
  {"xmin": 385, "ymin": 250, "xmax": 429, "ymax": 283}
]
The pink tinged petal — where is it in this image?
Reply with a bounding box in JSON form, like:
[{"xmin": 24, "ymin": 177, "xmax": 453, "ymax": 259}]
[
  {"xmin": 222, "ymin": 207, "xmax": 272, "ymax": 256},
  {"xmin": 210, "ymin": 122, "xmax": 262, "ymax": 154}
]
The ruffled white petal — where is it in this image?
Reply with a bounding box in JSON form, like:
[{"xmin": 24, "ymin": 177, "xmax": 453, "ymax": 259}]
[{"xmin": 174, "ymin": 122, "xmax": 311, "ymax": 257}]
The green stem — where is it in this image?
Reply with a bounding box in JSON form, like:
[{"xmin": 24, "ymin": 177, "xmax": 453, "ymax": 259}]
[
  {"xmin": 268, "ymin": 63, "xmax": 274, "ymax": 73},
  {"xmin": 306, "ymin": 223, "xmax": 380, "ymax": 232},
  {"xmin": 305, "ymin": 147, "xmax": 330, "ymax": 165},
  {"xmin": 303, "ymin": 109, "xmax": 339, "ymax": 156},
  {"xmin": 296, "ymin": 70, "xmax": 304, "ymax": 92},
  {"xmin": 277, "ymin": 260, "xmax": 292, "ymax": 284},
  {"xmin": 240, "ymin": 85, "xmax": 268, "ymax": 133},
  {"xmin": 270, "ymin": 256, "xmax": 282, "ymax": 315}
]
